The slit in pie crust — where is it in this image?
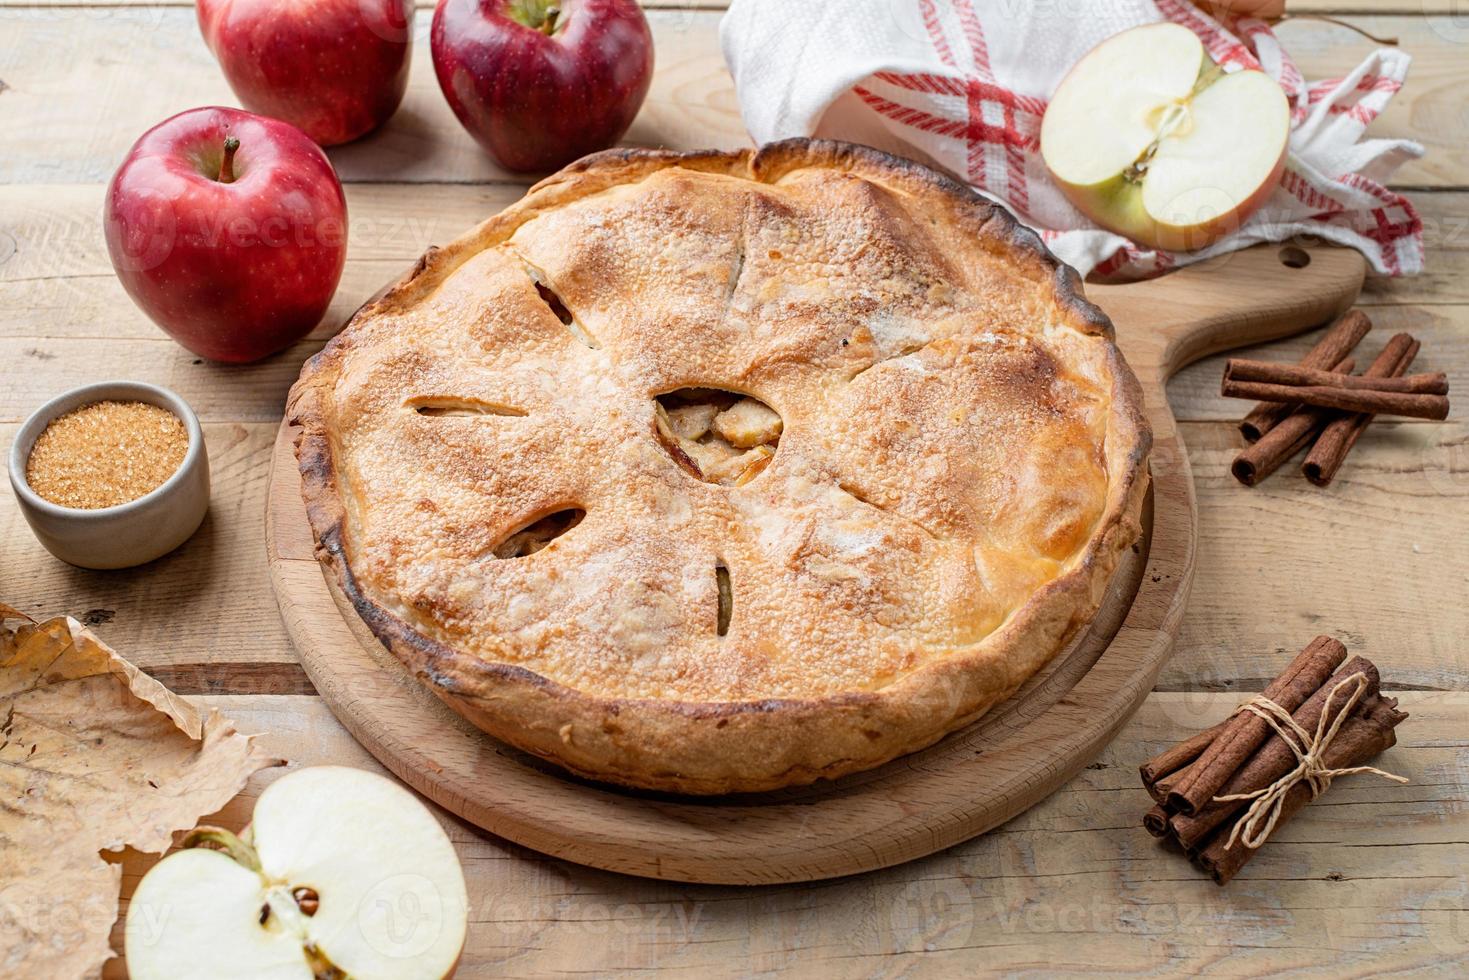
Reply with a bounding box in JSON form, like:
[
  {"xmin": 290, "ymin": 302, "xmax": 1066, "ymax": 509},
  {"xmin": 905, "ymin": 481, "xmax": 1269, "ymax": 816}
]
[{"xmin": 289, "ymin": 140, "xmax": 1151, "ymax": 795}]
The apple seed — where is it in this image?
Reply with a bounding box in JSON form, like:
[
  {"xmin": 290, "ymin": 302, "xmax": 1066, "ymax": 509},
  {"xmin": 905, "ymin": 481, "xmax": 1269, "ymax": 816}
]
[{"xmin": 292, "ymin": 886, "xmax": 320, "ymax": 916}]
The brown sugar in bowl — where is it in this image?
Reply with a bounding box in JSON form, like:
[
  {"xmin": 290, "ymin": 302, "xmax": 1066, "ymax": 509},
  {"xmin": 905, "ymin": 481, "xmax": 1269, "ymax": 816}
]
[
  {"xmin": 8, "ymin": 382, "xmax": 210, "ymax": 569},
  {"xmin": 27, "ymin": 400, "xmax": 189, "ymax": 509}
]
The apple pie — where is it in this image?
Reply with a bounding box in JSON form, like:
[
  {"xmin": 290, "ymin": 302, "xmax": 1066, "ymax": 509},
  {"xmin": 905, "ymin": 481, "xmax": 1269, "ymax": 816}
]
[{"xmin": 289, "ymin": 140, "xmax": 1150, "ymax": 794}]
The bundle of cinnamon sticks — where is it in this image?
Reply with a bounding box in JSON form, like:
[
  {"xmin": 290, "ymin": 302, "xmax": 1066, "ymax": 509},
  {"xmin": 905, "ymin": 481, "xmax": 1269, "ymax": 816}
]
[
  {"xmin": 1225, "ymin": 310, "xmax": 1450, "ymax": 486},
  {"xmin": 1139, "ymin": 636, "xmax": 1408, "ymax": 885}
]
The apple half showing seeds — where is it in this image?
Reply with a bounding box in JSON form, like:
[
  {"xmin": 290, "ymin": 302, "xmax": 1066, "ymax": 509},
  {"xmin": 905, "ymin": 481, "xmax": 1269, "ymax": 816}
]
[
  {"xmin": 125, "ymin": 766, "xmax": 469, "ymax": 979},
  {"xmin": 1041, "ymin": 22, "xmax": 1291, "ymax": 252}
]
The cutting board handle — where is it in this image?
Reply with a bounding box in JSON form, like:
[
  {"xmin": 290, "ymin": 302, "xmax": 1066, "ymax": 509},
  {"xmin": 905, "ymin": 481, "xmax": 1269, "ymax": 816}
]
[{"xmin": 1089, "ymin": 244, "xmax": 1367, "ymax": 381}]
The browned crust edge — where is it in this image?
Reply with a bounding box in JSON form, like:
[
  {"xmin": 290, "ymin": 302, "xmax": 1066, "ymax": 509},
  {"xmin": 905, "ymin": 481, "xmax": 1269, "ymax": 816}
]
[{"xmin": 286, "ymin": 138, "xmax": 1152, "ymax": 795}]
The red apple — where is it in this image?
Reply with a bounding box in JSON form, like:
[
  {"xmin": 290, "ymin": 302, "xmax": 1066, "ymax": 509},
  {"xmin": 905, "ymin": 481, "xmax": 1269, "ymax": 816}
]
[
  {"xmin": 431, "ymin": 0, "xmax": 654, "ymax": 172},
  {"xmin": 104, "ymin": 107, "xmax": 348, "ymax": 363},
  {"xmin": 198, "ymin": 0, "xmax": 415, "ymax": 147}
]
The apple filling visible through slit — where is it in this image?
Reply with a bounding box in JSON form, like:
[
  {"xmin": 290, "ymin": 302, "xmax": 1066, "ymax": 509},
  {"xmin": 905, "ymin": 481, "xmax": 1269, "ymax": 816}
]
[
  {"xmin": 654, "ymin": 389, "xmax": 782, "ymax": 486},
  {"xmin": 492, "ymin": 508, "xmax": 585, "ymax": 559}
]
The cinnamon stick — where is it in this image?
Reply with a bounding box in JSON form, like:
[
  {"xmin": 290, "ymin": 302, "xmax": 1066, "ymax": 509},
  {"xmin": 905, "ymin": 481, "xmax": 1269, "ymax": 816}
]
[
  {"xmin": 1150, "ymin": 759, "xmax": 1196, "ymax": 804},
  {"xmin": 1221, "ymin": 377, "xmax": 1447, "ymax": 421},
  {"xmin": 1139, "ymin": 718, "xmax": 1229, "ymax": 793},
  {"xmin": 1166, "ymin": 636, "xmax": 1347, "ymax": 816},
  {"xmin": 1194, "ymin": 693, "xmax": 1407, "ymax": 885},
  {"xmin": 1240, "ymin": 310, "xmax": 1372, "ymax": 441},
  {"xmin": 1224, "ymin": 358, "xmax": 1445, "ymax": 395},
  {"xmin": 1144, "ymin": 804, "xmax": 1173, "ymax": 838},
  {"xmin": 1231, "ymin": 357, "xmax": 1354, "ymax": 486},
  {"xmin": 1171, "ymin": 656, "xmax": 1379, "ymax": 851},
  {"xmin": 1302, "ymin": 334, "xmax": 1420, "ymax": 487}
]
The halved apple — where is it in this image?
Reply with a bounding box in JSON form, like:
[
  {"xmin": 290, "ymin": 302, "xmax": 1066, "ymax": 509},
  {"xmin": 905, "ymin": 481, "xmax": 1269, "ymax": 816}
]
[
  {"xmin": 125, "ymin": 766, "xmax": 469, "ymax": 979},
  {"xmin": 1041, "ymin": 22, "xmax": 1290, "ymax": 252}
]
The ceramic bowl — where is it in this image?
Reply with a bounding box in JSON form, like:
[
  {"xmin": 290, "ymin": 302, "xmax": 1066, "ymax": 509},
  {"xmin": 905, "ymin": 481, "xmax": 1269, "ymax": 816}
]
[{"xmin": 8, "ymin": 381, "xmax": 210, "ymax": 569}]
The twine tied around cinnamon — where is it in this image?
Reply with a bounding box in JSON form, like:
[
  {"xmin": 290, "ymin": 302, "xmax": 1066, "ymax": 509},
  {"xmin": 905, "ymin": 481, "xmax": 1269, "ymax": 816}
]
[{"xmin": 1214, "ymin": 671, "xmax": 1408, "ymax": 850}]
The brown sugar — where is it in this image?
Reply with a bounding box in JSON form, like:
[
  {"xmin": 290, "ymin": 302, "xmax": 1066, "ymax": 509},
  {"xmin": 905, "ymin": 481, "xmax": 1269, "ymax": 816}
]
[{"xmin": 26, "ymin": 400, "xmax": 189, "ymax": 509}]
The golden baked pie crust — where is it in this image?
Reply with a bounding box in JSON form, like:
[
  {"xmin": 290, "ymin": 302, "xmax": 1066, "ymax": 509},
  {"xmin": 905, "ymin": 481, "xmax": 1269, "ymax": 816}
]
[{"xmin": 289, "ymin": 140, "xmax": 1151, "ymax": 794}]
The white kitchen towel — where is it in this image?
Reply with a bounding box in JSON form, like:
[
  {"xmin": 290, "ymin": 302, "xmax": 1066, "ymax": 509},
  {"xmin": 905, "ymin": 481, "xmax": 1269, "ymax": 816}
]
[{"xmin": 720, "ymin": 0, "xmax": 1424, "ymax": 279}]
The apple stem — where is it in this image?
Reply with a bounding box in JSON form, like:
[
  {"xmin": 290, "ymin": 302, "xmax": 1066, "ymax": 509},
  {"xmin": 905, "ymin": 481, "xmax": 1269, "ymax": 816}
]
[
  {"xmin": 181, "ymin": 825, "xmax": 261, "ymax": 872},
  {"xmin": 218, "ymin": 136, "xmax": 240, "ymax": 184},
  {"xmin": 508, "ymin": 0, "xmax": 561, "ymax": 34}
]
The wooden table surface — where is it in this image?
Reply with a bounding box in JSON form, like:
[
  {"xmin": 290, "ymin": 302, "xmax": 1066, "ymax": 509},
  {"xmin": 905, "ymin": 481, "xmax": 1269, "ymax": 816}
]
[{"xmin": 3, "ymin": 2, "xmax": 1467, "ymax": 975}]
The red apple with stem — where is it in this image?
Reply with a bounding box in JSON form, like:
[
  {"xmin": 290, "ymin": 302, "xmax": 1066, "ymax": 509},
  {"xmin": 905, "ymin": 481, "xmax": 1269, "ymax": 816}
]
[
  {"xmin": 197, "ymin": 0, "xmax": 415, "ymax": 147},
  {"xmin": 104, "ymin": 107, "xmax": 348, "ymax": 363},
  {"xmin": 431, "ymin": 0, "xmax": 654, "ymax": 172}
]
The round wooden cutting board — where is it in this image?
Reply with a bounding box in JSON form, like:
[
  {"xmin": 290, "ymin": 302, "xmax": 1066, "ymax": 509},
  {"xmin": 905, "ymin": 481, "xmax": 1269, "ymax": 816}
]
[{"xmin": 266, "ymin": 242, "xmax": 1364, "ymax": 885}]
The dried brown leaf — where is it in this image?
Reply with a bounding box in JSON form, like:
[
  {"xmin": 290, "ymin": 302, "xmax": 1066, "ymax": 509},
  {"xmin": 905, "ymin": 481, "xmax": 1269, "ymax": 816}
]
[{"xmin": 0, "ymin": 611, "xmax": 282, "ymax": 979}]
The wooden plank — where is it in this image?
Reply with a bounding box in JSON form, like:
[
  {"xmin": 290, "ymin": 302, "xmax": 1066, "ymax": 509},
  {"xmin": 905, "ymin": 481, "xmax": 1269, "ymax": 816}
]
[
  {"xmin": 1166, "ymin": 419, "xmax": 1469, "ymax": 693},
  {"xmin": 0, "ymin": 8, "xmax": 745, "ymax": 185},
  {"xmin": 0, "ymin": 335, "xmax": 318, "ymax": 423},
  {"xmin": 1, "ymin": 11, "xmax": 1463, "ymax": 187},
  {"xmin": 4, "ymin": 260, "xmax": 1461, "ymax": 428},
  {"xmin": 0, "ymin": 183, "xmax": 524, "ymax": 343},
  {"xmin": 103, "ymin": 692, "xmax": 1469, "ymax": 976},
  {"xmin": 4, "ymin": 183, "xmax": 1463, "ymax": 346}
]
